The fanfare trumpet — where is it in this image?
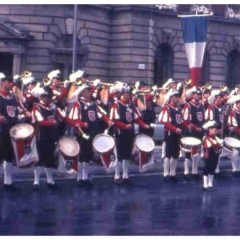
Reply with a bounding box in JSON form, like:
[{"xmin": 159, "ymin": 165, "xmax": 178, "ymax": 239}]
[{"xmin": 14, "ymin": 70, "xmax": 32, "ymax": 81}]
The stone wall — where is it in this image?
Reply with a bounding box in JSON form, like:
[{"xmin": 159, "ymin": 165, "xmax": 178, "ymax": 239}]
[{"xmin": 0, "ymin": 4, "xmax": 240, "ymax": 86}]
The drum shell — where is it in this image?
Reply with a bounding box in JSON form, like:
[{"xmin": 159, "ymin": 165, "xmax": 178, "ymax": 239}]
[
  {"xmin": 92, "ymin": 134, "xmax": 116, "ymax": 171},
  {"xmin": 10, "ymin": 124, "xmax": 39, "ymax": 168}
]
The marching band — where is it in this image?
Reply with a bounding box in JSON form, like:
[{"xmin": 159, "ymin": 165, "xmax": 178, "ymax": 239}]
[{"xmin": 0, "ymin": 69, "xmax": 240, "ymax": 191}]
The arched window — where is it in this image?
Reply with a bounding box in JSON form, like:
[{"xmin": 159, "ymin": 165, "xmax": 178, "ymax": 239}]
[
  {"xmin": 200, "ymin": 50, "xmax": 210, "ymax": 85},
  {"xmin": 153, "ymin": 44, "xmax": 173, "ymax": 86},
  {"xmin": 226, "ymin": 49, "xmax": 240, "ymax": 89}
]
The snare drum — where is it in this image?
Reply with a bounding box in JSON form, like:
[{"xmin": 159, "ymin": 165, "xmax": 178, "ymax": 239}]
[
  {"xmin": 57, "ymin": 136, "xmax": 80, "ymax": 174},
  {"xmin": 180, "ymin": 137, "xmax": 201, "ymax": 153},
  {"xmin": 223, "ymin": 137, "xmax": 240, "ymax": 152},
  {"xmin": 10, "ymin": 123, "xmax": 39, "ymax": 168},
  {"xmin": 92, "ymin": 133, "xmax": 116, "ymax": 172},
  {"xmin": 132, "ymin": 134, "xmax": 155, "ymax": 172}
]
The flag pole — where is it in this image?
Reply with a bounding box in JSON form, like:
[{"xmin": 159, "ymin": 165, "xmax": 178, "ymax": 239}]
[{"xmin": 72, "ymin": 4, "xmax": 78, "ymax": 73}]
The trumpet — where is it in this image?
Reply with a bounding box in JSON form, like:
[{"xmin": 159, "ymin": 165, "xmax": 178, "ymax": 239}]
[
  {"xmin": 42, "ymin": 77, "xmax": 51, "ymax": 86},
  {"xmin": 14, "ymin": 70, "xmax": 32, "ymax": 81},
  {"xmin": 86, "ymin": 79, "xmax": 114, "ymax": 87}
]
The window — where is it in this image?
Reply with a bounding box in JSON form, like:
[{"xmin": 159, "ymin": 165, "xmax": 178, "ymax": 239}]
[
  {"xmin": 153, "ymin": 44, "xmax": 173, "ymax": 86},
  {"xmin": 226, "ymin": 49, "xmax": 240, "ymax": 89}
]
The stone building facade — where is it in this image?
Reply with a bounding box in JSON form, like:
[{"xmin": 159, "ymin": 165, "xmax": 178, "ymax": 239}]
[{"xmin": 0, "ymin": 4, "xmax": 240, "ymax": 88}]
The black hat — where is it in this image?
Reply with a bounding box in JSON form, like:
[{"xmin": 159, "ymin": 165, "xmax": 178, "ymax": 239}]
[
  {"xmin": 121, "ymin": 83, "xmax": 132, "ymax": 94},
  {"xmin": 40, "ymin": 86, "xmax": 53, "ymax": 98}
]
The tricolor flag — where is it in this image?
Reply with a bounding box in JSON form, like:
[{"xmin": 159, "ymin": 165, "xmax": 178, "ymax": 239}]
[{"xmin": 181, "ymin": 16, "xmax": 209, "ymax": 87}]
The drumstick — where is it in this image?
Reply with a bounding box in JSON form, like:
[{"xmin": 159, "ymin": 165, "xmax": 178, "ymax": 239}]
[{"xmin": 78, "ymin": 127, "xmax": 90, "ymax": 140}]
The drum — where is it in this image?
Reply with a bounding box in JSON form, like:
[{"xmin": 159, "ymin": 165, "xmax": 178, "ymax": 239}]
[
  {"xmin": 223, "ymin": 137, "xmax": 240, "ymax": 152},
  {"xmin": 57, "ymin": 136, "xmax": 80, "ymax": 174},
  {"xmin": 10, "ymin": 123, "xmax": 39, "ymax": 168},
  {"xmin": 132, "ymin": 134, "xmax": 155, "ymax": 172},
  {"xmin": 180, "ymin": 137, "xmax": 202, "ymax": 153},
  {"xmin": 92, "ymin": 133, "xmax": 116, "ymax": 172}
]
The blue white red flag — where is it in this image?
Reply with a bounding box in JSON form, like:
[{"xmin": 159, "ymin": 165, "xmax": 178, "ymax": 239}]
[{"xmin": 181, "ymin": 16, "xmax": 209, "ymax": 86}]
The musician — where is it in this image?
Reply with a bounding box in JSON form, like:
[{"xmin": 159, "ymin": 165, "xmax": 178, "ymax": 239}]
[
  {"xmin": 159, "ymin": 89, "xmax": 183, "ymax": 182},
  {"xmin": 0, "ymin": 74, "xmax": 31, "ymax": 188},
  {"xmin": 67, "ymin": 82, "xmax": 111, "ymax": 186},
  {"xmin": 182, "ymin": 87, "xmax": 204, "ymax": 180},
  {"xmin": 134, "ymin": 81, "xmax": 156, "ymax": 137},
  {"xmin": 110, "ymin": 83, "xmax": 150, "ymax": 183},
  {"xmin": 202, "ymin": 121, "xmax": 222, "ymax": 190},
  {"xmin": 205, "ymin": 89, "xmax": 224, "ymax": 174},
  {"xmin": 226, "ymin": 95, "xmax": 240, "ymax": 175},
  {"xmin": 32, "ymin": 86, "xmax": 65, "ymax": 188},
  {"xmin": 47, "ymin": 70, "xmax": 68, "ymax": 136},
  {"xmin": 202, "ymin": 87, "xmax": 211, "ymax": 110},
  {"xmin": 22, "ymin": 76, "xmax": 39, "ymax": 112}
]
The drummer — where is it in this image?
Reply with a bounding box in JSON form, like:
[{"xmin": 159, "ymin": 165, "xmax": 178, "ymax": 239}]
[
  {"xmin": 226, "ymin": 95, "xmax": 240, "ymax": 176},
  {"xmin": 110, "ymin": 83, "xmax": 150, "ymax": 184},
  {"xmin": 32, "ymin": 86, "xmax": 65, "ymax": 189},
  {"xmin": 205, "ymin": 89, "xmax": 224, "ymax": 175},
  {"xmin": 202, "ymin": 120, "xmax": 222, "ymax": 190},
  {"xmin": 159, "ymin": 89, "xmax": 183, "ymax": 182},
  {"xmin": 0, "ymin": 74, "xmax": 31, "ymax": 188},
  {"xmin": 67, "ymin": 82, "xmax": 111, "ymax": 186},
  {"xmin": 133, "ymin": 81, "xmax": 156, "ymax": 138},
  {"xmin": 182, "ymin": 87, "xmax": 204, "ymax": 180}
]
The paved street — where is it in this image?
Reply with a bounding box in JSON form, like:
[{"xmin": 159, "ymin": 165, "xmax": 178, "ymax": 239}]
[{"xmin": 0, "ymin": 153, "xmax": 239, "ymax": 235}]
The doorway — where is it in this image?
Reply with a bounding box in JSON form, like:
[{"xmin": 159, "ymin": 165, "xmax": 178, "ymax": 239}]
[{"xmin": 0, "ymin": 52, "xmax": 13, "ymax": 76}]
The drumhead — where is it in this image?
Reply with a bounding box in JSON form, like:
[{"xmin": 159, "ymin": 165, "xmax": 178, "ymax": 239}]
[
  {"xmin": 93, "ymin": 134, "xmax": 115, "ymax": 153},
  {"xmin": 180, "ymin": 137, "xmax": 201, "ymax": 147},
  {"xmin": 135, "ymin": 134, "xmax": 155, "ymax": 152},
  {"xmin": 58, "ymin": 136, "xmax": 80, "ymax": 157},
  {"xmin": 224, "ymin": 137, "xmax": 240, "ymax": 149},
  {"xmin": 10, "ymin": 123, "xmax": 34, "ymax": 140}
]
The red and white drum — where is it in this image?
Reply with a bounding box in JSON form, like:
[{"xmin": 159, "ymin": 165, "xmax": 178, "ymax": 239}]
[
  {"xmin": 92, "ymin": 133, "xmax": 116, "ymax": 172},
  {"xmin": 132, "ymin": 134, "xmax": 155, "ymax": 172},
  {"xmin": 223, "ymin": 137, "xmax": 240, "ymax": 152},
  {"xmin": 10, "ymin": 123, "xmax": 39, "ymax": 168},
  {"xmin": 180, "ymin": 137, "xmax": 202, "ymax": 155},
  {"xmin": 57, "ymin": 136, "xmax": 80, "ymax": 174}
]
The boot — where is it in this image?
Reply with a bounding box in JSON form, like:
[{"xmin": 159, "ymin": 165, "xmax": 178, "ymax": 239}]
[
  {"xmin": 3, "ymin": 161, "xmax": 13, "ymax": 185},
  {"xmin": 192, "ymin": 154, "xmax": 200, "ymax": 175},
  {"xmin": 161, "ymin": 141, "xmax": 166, "ymax": 159}
]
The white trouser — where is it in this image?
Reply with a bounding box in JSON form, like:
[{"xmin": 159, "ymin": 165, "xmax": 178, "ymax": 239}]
[
  {"xmin": 34, "ymin": 166, "xmax": 42, "ymax": 185},
  {"xmin": 114, "ymin": 161, "xmax": 122, "ymax": 180},
  {"xmin": 161, "ymin": 141, "xmax": 166, "ymax": 159},
  {"xmin": 3, "ymin": 161, "xmax": 13, "ymax": 185},
  {"xmin": 170, "ymin": 158, "xmax": 178, "ymax": 176},
  {"xmin": 184, "ymin": 158, "xmax": 191, "ymax": 175},
  {"xmin": 44, "ymin": 167, "xmax": 55, "ymax": 184},
  {"xmin": 203, "ymin": 175, "xmax": 208, "ymax": 188},
  {"xmin": 122, "ymin": 160, "xmax": 130, "ymax": 179},
  {"xmin": 82, "ymin": 162, "xmax": 89, "ymax": 180},
  {"xmin": 77, "ymin": 162, "xmax": 82, "ymax": 181},
  {"xmin": 163, "ymin": 157, "xmax": 170, "ymax": 177},
  {"xmin": 192, "ymin": 153, "xmax": 201, "ymax": 175}
]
